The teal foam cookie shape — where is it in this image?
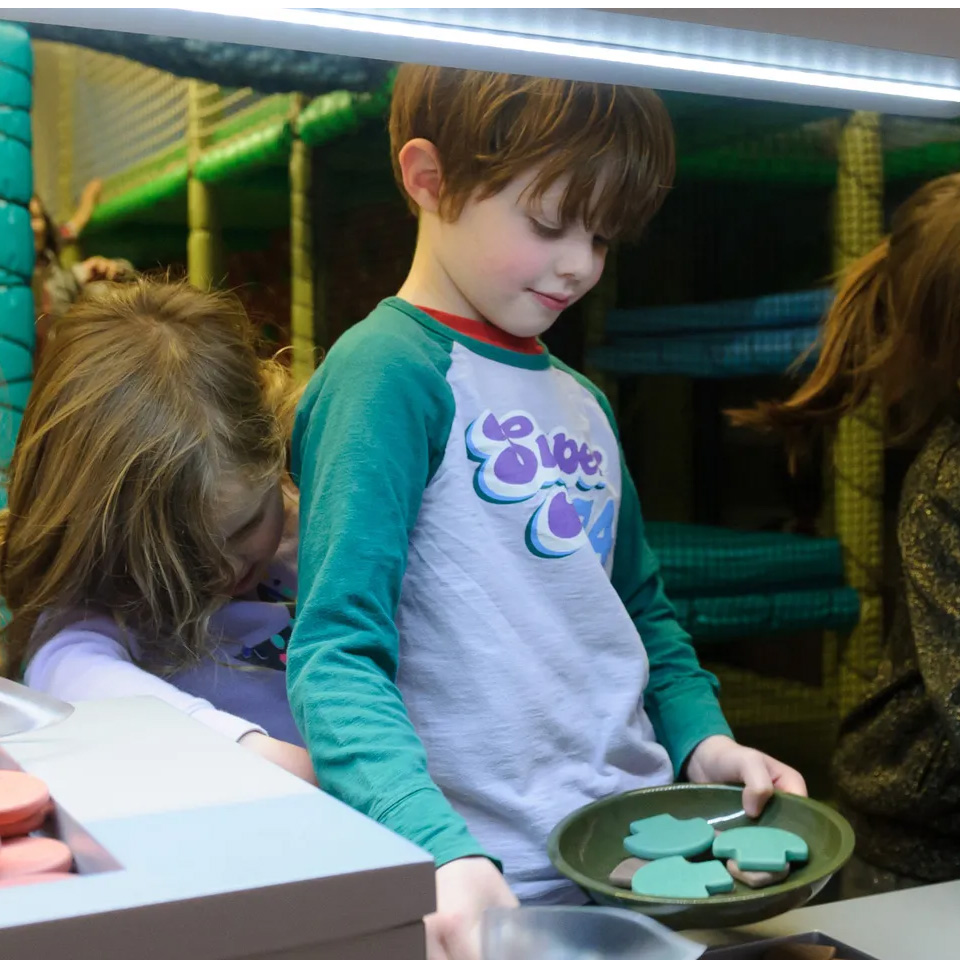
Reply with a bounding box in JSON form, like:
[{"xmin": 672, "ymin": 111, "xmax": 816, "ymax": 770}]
[
  {"xmin": 631, "ymin": 856, "xmax": 735, "ymax": 899},
  {"xmin": 624, "ymin": 813, "xmax": 715, "ymax": 859},
  {"xmin": 712, "ymin": 826, "xmax": 809, "ymax": 872}
]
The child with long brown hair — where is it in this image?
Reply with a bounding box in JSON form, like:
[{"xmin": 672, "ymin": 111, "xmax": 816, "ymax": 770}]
[
  {"xmin": 1, "ymin": 279, "xmax": 313, "ymax": 783},
  {"xmin": 731, "ymin": 172, "xmax": 960, "ymax": 893}
]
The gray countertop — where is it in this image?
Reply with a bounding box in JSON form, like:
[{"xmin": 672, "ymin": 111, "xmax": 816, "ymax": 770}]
[{"xmin": 691, "ymin": 880, "xmax": 960, "ymax": 959}]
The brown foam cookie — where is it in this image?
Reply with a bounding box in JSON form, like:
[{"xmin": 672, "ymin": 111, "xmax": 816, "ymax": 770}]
[
  {"xmin": 608, "ymin": 857, "xmax": 650, "ymax": 889},
  {"xmin": 0, "ymin": 837, "xmax": 73, "ymax": 879},
  {"xmin": 763, "ymin": 946, "xmax": 837, "ymax": 960},
  {"xmin": 727, "ymin": 859, "xmax": 791, "ymax": 889},
  {"xmin": 0, "ymin": 801, "xmax": 54, "ymax": 839},
  {"xmin": 0, "ymin": 771, "xmax": 50, "ymax": 826},
  {"xmin": 0, "ymin": 871, "xmax": 74, "ymax": 889}
]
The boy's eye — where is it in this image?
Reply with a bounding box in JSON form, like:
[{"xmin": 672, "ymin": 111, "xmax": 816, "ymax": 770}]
[
  {"xmin": 593, "ymin": 234, "xmax": 610, "ymax": 248},
  {"xmin": 528, "ymin": 217, "xmax": 564, "ymax": 239}
]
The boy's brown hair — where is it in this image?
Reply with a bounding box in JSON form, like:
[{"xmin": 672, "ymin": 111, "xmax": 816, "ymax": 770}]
[{"xmin": 389, "ymin": 65, "xmax": 675, "ymax": 240}]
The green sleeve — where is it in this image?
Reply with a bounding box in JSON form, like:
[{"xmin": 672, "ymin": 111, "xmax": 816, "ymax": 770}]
[
  {"xmin": 549, "ymin": 358, "xmax": 732, "ymax": 775},
  {"xmin": 287, "ymin": 309, "xmax": 490, "ymax": 867},
  {"xmin": 610, "ymin": 451, "xmax": 733, "ymax": 776}
]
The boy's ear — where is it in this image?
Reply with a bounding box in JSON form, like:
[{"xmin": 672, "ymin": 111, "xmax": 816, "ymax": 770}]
[{"xmin": 398, "ymin": 138, "xmax": 442, "ymax": 215}]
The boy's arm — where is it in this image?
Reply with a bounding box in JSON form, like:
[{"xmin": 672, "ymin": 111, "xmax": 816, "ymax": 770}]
[
  {"xmin": 288, "ymin": 324, "xmax": 489, "ymax": 867},
  {"xmin": 610, "ymin": 457, "xmax": 733, "ymax": 775}
]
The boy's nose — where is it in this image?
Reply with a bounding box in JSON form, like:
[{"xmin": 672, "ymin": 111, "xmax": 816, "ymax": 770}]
[{"xmin": 556, "ymin": 239, "xmax": 596, "ymax": 281}]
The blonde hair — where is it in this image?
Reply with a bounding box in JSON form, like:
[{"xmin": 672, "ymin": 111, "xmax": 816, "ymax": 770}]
[
  {"xmin": 0, "ymin": 279, "xmax": 299, "ymax": 677},
  {"xmin": 730, "ymin": 173, "xmax": 960, "ymax": 466},
  {"xmin": 389, "ymin": 64, "xmax": 675, "ymax": 240}
]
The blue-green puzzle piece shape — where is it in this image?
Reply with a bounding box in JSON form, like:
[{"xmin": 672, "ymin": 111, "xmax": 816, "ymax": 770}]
[
  {"xmin": 624, "ymin": 813, "xmax": 715, "ymax": 859},
  {"xmin": 712, "ymin": 826, "xmax": 809, "ymax": 872},
  {"xmin": 631, "ymin": 856, "xmax": 735, "ymax": 899}
]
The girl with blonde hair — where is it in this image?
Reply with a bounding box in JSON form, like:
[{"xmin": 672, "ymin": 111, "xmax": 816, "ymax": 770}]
[{"xmin": 2, "ymin": 278, "xmax": 312, "ymax": 781}]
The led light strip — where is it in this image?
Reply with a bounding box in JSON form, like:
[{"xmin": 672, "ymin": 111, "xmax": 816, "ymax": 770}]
[{"xmin": 172, "ymin": 5, "xmax": 960, "ymax": 104}]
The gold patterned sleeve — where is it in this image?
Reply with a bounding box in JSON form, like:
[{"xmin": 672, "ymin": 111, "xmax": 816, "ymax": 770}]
[{"xmin": 900, "ymin": 481, "xmax": 960, "ymax": 754}]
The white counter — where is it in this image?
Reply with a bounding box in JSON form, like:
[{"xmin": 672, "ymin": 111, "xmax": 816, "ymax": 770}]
[
  {"xmin": 695, "ymin": 880, "xmax": 960, "ymax": 959},
  {"xmin": 0, "ymin": 696, "xmax": 435, "ymax": 960}
]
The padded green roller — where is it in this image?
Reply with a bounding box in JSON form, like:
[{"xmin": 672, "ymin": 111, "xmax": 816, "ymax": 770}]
[
  {"xmin": 195, "ymin": 121, "xmax": 292, "ymax": 183},
  {"xmin": 670, "ymin": 587, "xmax": 860, "ymax": 642},
  {"xmin": 298, "ymin": 89, "xmax": 361, "ymax": 147},
  {"xmin": 646, "ymin": 521, "xmax": 847, "ymax": 596},
  {"xmin": 0, "ymin": 22, "xmax": 34, "ymax": 509},
  {"xmin": 88, "ymin": 163, "xmax": 188, "ymax": 228}
]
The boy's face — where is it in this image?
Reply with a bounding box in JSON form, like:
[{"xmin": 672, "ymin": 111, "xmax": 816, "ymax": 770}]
[{"xmin": 437, "ymin": 166, "xmax": 609, "ymax": 337}]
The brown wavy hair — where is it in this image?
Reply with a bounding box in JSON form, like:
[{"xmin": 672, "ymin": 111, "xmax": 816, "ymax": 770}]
[
  {"xmin": 0, "ymin": 279, "xmax": 299, "ymax": 677},
  {"xmin": 730, "ymin": 174, "xmax": 960, "ymax": 467},
  {"xmin": 389, "ymin": 64, "xmax": 675, "ymax": 241}
]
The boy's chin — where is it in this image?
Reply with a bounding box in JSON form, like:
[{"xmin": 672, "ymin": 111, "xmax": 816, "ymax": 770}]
[{"xmin": 491, "ymin": 312, "xmax": 558, "ymax": 339}]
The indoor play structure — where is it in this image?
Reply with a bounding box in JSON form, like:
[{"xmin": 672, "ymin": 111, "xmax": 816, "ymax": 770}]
[
  {"xmin": 0, "ymin": 23, "xmax": 34, "ymax": 504},
  {"xmin": 7, "ymin": 24, "xmax": 960, "ymax": 767}
]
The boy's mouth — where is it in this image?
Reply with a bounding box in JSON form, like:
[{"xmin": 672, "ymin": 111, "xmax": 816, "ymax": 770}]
[{"xmin": 530, "ymin": 290, "xmax": 571, "ymax": 311}]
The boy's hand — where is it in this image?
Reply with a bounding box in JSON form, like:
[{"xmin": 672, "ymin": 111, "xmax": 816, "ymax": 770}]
[
  {"xmin": 425, "ymin": 857, "xmax": 518, "ymax": 960},
  {"xmin": 686, "ymin": 734, "xmax": 807, "ymax": 817}
]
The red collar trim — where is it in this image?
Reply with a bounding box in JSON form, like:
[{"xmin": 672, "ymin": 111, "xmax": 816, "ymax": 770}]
[{"xmin": 417, "ymin": 306, "xmax": 544, "ymax": 355}]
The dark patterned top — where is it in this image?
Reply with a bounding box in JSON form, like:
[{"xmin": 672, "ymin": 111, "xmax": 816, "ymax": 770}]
[{"xmin": 835, "ymin": 417, "xmax": 960, "ymax": 882}]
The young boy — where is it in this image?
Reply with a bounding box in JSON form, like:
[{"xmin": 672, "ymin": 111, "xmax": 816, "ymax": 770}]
[{"xmin": 288, "ymin": 65, "xmax": 805, "ymax": 954}]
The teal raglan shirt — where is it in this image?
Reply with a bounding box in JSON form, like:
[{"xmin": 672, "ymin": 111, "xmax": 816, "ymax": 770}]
[{"xmin": 288, "ymin": 298, "xmax": 732, "ymax": 903}]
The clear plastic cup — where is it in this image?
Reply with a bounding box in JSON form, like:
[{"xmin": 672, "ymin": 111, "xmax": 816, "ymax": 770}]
[{"xmin": 482, "ymin": 906, "xmax": 706, "ymax": 960}]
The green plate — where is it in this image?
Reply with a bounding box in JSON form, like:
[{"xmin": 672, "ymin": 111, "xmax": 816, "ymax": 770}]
[{"xmin": 547, "ymin": 784, "xmax": 854, "ymax": 930}]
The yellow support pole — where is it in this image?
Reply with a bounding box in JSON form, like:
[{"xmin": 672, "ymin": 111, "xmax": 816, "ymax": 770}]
[
  {"xmin": 831, "ymin": 111, "xmax": 885, "ymax": 718},
  {"xmin": 187, "ymin": 80, "xmax": 223, "ymax": 290},
  {"xmin": 56, "ymin": 44, "xmax": 79, "ymax": 269},
  {"xmin": 289, "ymin": 94, "xmax": 317, "ymax": 383}
]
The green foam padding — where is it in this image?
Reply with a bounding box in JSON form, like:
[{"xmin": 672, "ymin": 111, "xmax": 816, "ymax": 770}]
[
  {"xmin": 0, "ymin": 200, "xmax": 33, "ymax": 282},
  {"xmin": 646, "ymin": 522, "xmax": 847, "ymax": 596},
  {"xmin": 678, "ymin": 150, "xmax": 837, "ymax": 186},
  {"xmin": 588, "ymin": 325, "xmax": 818, "ymax": 378},
  {"xmin": 209, "ymin": 94, "xmax": 292, "ymax": 147},
  {"xmin": 0, "ymin": 136, "xmax": 31, "ymax": 204},
  {"xmin": 670, "ymin": 587, "xmax": 861, "ymax": 643},
  {"xmin": 87, "ymin": 162, "xmax": 188, "ymax": 229},
  {"xmin": 885, "ymin": 141, "xmax": 960, "ymax": 181},
  {"xmin": 0, "ymin": 105, "xmax": 30, "ymax": 146},
  {"xmin": 298, "ymin": 89, "xmax": 361, "ymax": 147},
  {"xmin": 0, "ymin": 22, "xmax": 32, "ymax": 503},
  {"xmin": 194, "ymin": 120, "xmax": 292, "ymax": 183},
  {"xmin": 0, "ymin": 61, "xmax": 29, "ymax": 111},
  {"xmin": 0, "ymin": 22, "xmax": 33, "ymax": 76},
  {"xmin": 608, "ymin": 289, "xmax": 834, "ymax": 337},
  {"xmin": 297, "ymin": 78, "xmax": 393, "ymax": 148}
]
